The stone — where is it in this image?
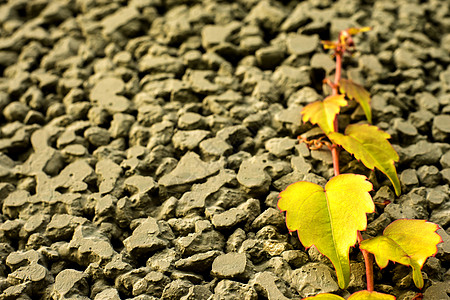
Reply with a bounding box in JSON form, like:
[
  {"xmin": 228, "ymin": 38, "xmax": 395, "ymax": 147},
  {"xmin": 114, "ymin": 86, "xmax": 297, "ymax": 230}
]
[
  {"xmin": 211, "ymin": 252, "xmax": 253, "ymax": 280},
  {"xmin": 178, "ymin": 112, "xmax": 206, "ymax": 130},
  {"xmin": 139, "ymin": 54, "xmax": 184, "ymax": 76},
  {"xmin": 282, "ymin": 250, "xmax": 309, "ymax": 269},
  {"xmin": 291, "ymin": 262, "xmax": 339, "ymax": 298},
  {"xmin": 184, "ymin": 69, "xmax": 219, "ymax": 94},
  {"xmin": 251, "ymin": 208, "xmax": 286, "ymax": 231},
  {"xmin": 423, "ymin": 281, "xmax": 450, "ymax": 300},
  {"xmin": 430, "ymin": 202, "xmax": 450, "ymax": 228},
  {"xmin": 213, "ymin": 279, "xmax": 258, "ymax": 300},
  {"xmin": 174, "ymin": 226, "xmax": 225, "ymax": 257},
  {"xmin": 96, "ymin": 159, "xmax": 122, "ymax": 195},
  {"xmin": 137, "ymin": 104, "xmax": 164, "ymax": 126},
  {"xmin": 251, "ymin": 271, "xmax": 291, "ymax": 300},
  {"xmin": 272, "ymin": 65, "xmax": 311, "ymax": 99},
  {"xmin": 53, "ymin": 269, "xmax": 89, "ymax": 299},
  {"xmin": 3, "ymin": 101, "xmax": 30, "ymax": 122},
  {"xmin": 109, "ymin": 113, "xmax": 135, "ymax": 138},
  {"xmin": 286, "ymin": 34, "xmax": 319, "ymax": 55},
  {"xmin": 280, "ymin": 2, "xmax": 310, "ymax": 32},
  {"xmin": 199, "ymin": 137, "xmax": 233, "ymax": 159},
  {"xmin": 175, "ymin": 250, "xmax": 222, "ymax": 272},
  {"xmin": 432, "ymin": 115, "xmax": 450, "ymax": 141},
  {"xmin": 123, "ymin": 217, "xmax": 169, "ymax": 258},
  {"xmin": 172, "ymin": 130, "xmax": 210, "ymax": 152},
  {"xmin": 417, "ymin": 165, "xmax": 441, "ymax": 187},
  {"xmin": 94, "ymin": 288, "xmax": 121, "ymax": 300},
  {"xmin": 245, "ymin": 0, "xmax": 286, "ymax": 32},
  {"xmin": 403, "ymin": 140, "xmax": 442, "ymax": 168},
  {"xmin": 255, "ymin": 46, "xmax": 285, "ymax": 69},
  {"xmin": 84, "ymin": 126, "xmax": 111, "ymax": 147},
  {"xmin": 416, "ymin": 92, "xmax": 440, "ymax": 114},
  {"xmin": 90, "ymin": 77, "xmax": 130, "ymax": 114},
  {"xmin": 392, "ymin": 118, "xmax": 418, "ymax": 142},
  {"xmin": 394, "ymin": 48, "xmax": 421, "ymax": 69},
  {"xmin": 400, "ymin": 169, "xmax": 419, "ymax": 191},
  {"xmin": 201, "ymin": 22, "xmax": 241, "ymax": 49},
  {"xmin": 159, "ymin": 151, "xmax": 222, "ymax": 189},
  {"xmin": 265, "ymin": 137, "xmax": 296, "ymax": 157},
  {"xmin": 45, "ymin": 214, "xmax": 88, "ymax": 241},
  {"xmin": 124, "ymin": 175, "xmax": 158, "ymax": 206},
  {"xmin": 212, "ymin": 208, "xmax": 247, "ymax": 231},
  {"xmin": 180, "ymin": 285, "xmax": 213, "ymax": 300}
]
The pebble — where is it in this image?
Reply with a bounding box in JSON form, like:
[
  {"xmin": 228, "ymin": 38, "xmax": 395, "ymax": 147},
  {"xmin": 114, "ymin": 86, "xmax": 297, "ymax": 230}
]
[
  {"xmin": 291, "ymin": 262, "xmax": 339, "ymax": 298},
  {"xmin": 52, "ymin": 269, "xmax": 89, "ymax": 299},
  {"xmin": 172, "ymin": 130, "xmax": 210, "ymax": 152},
  {"xmin": 432, "ymin": 115, "xmax": 450, "ymax": 141},
  {"xmin": 214, "ymin": 279, "xmax": 258, "ymax": 300},
  {"xmin": 265, "ymin": 137, "xmax": 296, "ymax": 157},
  {"xmin": 90, "ymin": 77, "xmax": 130, "ymax": 114},
  {"xmin": 286, "ymin": 34, "xmax": 319, "ymax": 55}
]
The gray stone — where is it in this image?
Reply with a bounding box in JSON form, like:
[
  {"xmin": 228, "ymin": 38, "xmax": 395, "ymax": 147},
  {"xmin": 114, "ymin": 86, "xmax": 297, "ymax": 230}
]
[
  {"xmin": 178, "ymin": 112, "xmax": 206, "ymax": 130},
  {"xmin": 3, "ymin": 101, "xmax": 30, "ymax": 122},
  {"xmin": 199, "ymin": 137, "xmax": 233, "ymax": 159},
  {"xmin": 211, "ymin": 252, "xmax": 253, "ymax": 280},
  {"xmin": 180, "ymin": 285, "xmax": 213, "ymax": 300},
  {"xmin": 175, "ymin": 250, "xmax": 222, "ymax": 272},
  {"xmin": 251, "ymin": 208, "xmax": 286, "ymax": 231},
  {"xmin": 441, "ymin": 152, "xmax": 450, "ymax": 169},
  {"xmin": 174, "ymin": 226, "xmax": 225, "ymax": 257},
  {"xmin": 213, "ymin": 279, "xmax": 258, "ymax": 300},
  {"xmin": 109, "ymin": 113, "xmax": 135, "ymax": 138},
  {"xmin": 403, "ymin": 140, "xmax": 443, "ymax": 168},
  {"xmin": 426, "ymin": 187, "xmax": 449, "ymax": 210},
  {"xmin": 359, "ymin": 54, "xmax": 383, "ymax": 76},
  {"xmin": 52, "ymin": 269, "xmax": 89, "ymax": 299},
  {"xmin": 423, "ymin": 281, "xmax": 450, "ymax": 300},
  {"xmin": 137, "ymin": 104, "xmax": 164, "ymax": 127},
  {"xmin": 84, "ymin": 126, "xmax": 111, "ymax": 147},
  {"xmin": 430, "ymin": 202, "xmax": 450, "ymax": 228},
  {"xmin": 240, "ymin": 35, "xmax": 265, "ymax": 54},
  {"xmin": 255, "ymin": 46, "xmax": 285, "ymax": 69},
  {"xmin": 94, "ymin": 288, "xmax": 121, "ymax": 300},
  {"xmin": 185, "ymin": 69, "xmax": 220, "ymax": 94},
  {"xmin": 96, "ymin": 159, "xmax": 122, "ymax": 195},
  {"xmin": 432, "ymin": 115, "xmax": 450, "ymax": 141},
  {"xmin": 416, "ymin": 92, "xmax": 440, "ymax": 114},
  {"xmin": 417, "ymin": 165, "xmax": 441, "ymax": 187},
  {"xmin": 45, "ymin": 214, "xmax": 88, "ymax": 241},
  {"xmin": 146, "ymin": 248, "xmax": 178, "ymax": 274},
  {"xmin": 442, "ymin": 168, "xmax": 450, "ymax": 185},
  {"xmin": 245, "ymin": 0, "xmax": 286, "ymax": 32},
  {"xmin": 123, "ymin": 218, "xmax": 170, "ymax": 258},
  {"xmin": 159, "ymin": 151, "xmax": 222, "ymax": 189},
  {"xmin": 392, "ymin": 118, "xmax": 418, "ymax": 142},
  {"xmin": 394, "ymin": 48, "xmax": 421, "ymax": 69},
  {"xmin": 251, "ymin": 271, "xmax": 291, "ymax": 300},
  {"xmin": 201, "ymin": 22, "xmax": 241, "ymax": 49},
  {"xmin": 172, "ymin": 130, "xmax": 210, "ymax": 152},
  {"xmin": 385, "ymin": 189, "xmax": 428, "ymax": 220},
  {"xmin": 280, "ymin": 2, "xmax": 310, "ymax": 32},
  {"xmin": 286, "ymin": 34, "xmax": 319, "ymax": 55},
  {"xmin": 90, "ymin": 77, "xmax": 130, "ymax": 114},
  {"xmin": 265, "ymin": 137, "xmax": 296, "ymax": 158},
  {"xmin": 131, "ymin": 270, "xmax": 170, "ymax": 297},
  {"xmin": 140, "ymin": 54, "xmax": 184, "ymax": 75},
  {"xmin": 161, "ymin": 279, "xmax": 193, "ymax": 300},
  {"xmin": 281, "ymin": 250, "xmax": 309, "ymax": 269},
  {"xmin": 291, "ymin": 262, "xmax": 339, "ymax": 298},
  {"xmin": 124, "ymin": 174, "xmax": 158, "ymax": 207},
  {"xmin": 6, "ymin": 249, "xmax": 44, "ymax": 271},
  {"xmin": 212, "ymin": 208, "xmax": 247, "ymax": 231},
  {"xmin": 400, "ymin": 169, "xmax": 419, "ymax": 191}
]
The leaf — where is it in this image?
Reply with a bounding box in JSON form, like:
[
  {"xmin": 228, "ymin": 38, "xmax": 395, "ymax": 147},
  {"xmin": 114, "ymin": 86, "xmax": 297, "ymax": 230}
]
[
  {"xmin": 301, "ymin": 95, "xmax": 348, "ymax": 134},
  {"xmin": 328, "ymin": 124, "xmax": 401, "ymax": 196},
  {"xmin": 278, "ymin": 174, "xmax": 374, "ymax": 289},
  {"xmin": 360, "ymin": 219, "xmax": 442, "ymax": 289},
  {"xmin": 348, "ymin": 291, "xmax": 396, "ymax": 300},
  {"xmin": 339, "ymin": 78, "xmax": 372, "ymax": 123},
  {"xmin": 347, "ymin": 27, "xmax": 372, "ymax": 36},
  {"xmin": 321, "ymin": 40, "xmax": 337, "ymax": 50},
  {"xmin": 303, "ymin": 294, "xmax": 345, "ymax": 300}
]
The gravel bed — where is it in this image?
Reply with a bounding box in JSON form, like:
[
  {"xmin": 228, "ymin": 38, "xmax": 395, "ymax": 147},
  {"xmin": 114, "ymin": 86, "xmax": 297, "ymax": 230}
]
[{"xmin": 0, "ymin": 0, "xmax": 449, "ymax": 299}]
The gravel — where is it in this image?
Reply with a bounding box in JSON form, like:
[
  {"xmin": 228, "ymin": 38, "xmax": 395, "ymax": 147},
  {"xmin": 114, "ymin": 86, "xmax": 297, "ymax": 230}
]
[{"xmin": 0, "ymin": 0, "xmax": 449, "ymax": 299}]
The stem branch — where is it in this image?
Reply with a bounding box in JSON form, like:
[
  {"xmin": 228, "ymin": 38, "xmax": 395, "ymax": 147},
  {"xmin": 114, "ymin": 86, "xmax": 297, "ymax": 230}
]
[{"xmin": 358, "ymin": 232, "xmax": 374, "ymax": 292}]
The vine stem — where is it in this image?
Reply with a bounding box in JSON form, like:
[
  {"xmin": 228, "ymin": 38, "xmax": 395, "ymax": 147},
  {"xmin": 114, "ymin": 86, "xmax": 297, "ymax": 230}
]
[{"xmin": 329, "ymin": 36, "xmax": 374, "ymax": 292}]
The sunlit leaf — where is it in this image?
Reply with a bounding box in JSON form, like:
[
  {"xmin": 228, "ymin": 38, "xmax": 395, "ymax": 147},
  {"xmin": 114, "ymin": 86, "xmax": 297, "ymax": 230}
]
[
  {"xmin": 360, "ymin": 219, "xmax": 442, "ymax": 289},
  {"xmin": 347, "ymin": 27, "xmax": 372, "ymax": 36},
  {"xmin": 301, "ymin": 95, "xmax": 348, "ymax": 134},
  {"xmin": 278, "ymin": 174, "xmax": 374, "ymax": 289},
  {"xmin": 303, "ymin": 294, "xmax": 344, "ymax": 300},
  {"xmin": 348, "ymin": 290, "xmax": 396, "ymax": 300},
  {"xmin": 339, "ymin": 78, "xmax": 372, "ymax": 123},
  {"xmin": 321, "ymin": 40, "xmax": 337, "ymax": 50},
  {"xmin": 328, "ymin": 124, "xmax": 401, "ymax": 196}
]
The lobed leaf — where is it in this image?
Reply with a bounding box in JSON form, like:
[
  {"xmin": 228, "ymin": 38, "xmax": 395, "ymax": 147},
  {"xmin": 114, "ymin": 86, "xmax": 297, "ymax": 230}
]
[
  {"xmin": 348, "ymin": 291, "xmax": 396, "ymax": 300},
  {"xmin": 328, "ymin": 124, "xmax": 401, "ymax": 196},
  {"xmin": 278, "ymin": 174, "xmax": 374, "ymax": 289},
  {"xmin": 301, "ymin": 95, "xmax": 348, "ymax": 134},
  {"xmin": 360, "ymin": 219, "xmax": 442, "ymax": 289},
  {"xmin": 339, "ymin": 78, "xmax": 372, "ymax": 123},
  {"xmin": 346, "ymin": 27, "xmax": 372, "ymax": 36},
  {"xmin": 303, "ymin": 294, "xmax": 344, "ymax": 300}
]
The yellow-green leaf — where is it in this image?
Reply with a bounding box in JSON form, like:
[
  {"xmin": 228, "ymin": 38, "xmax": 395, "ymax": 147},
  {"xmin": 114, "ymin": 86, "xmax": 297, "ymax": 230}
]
[
  {"xmin": 347, "ymin": 27, "xmax": 372, "ymax": 36},
  {"xmin": 339, "ymin": 78, "xmax": 372, "ymax": 123},
  {"xmin": 303, "ymin": 294, "xmax": 345, "ymax": 300},
  {"xmin": 328, "ymin": 124, "xmax": 401, "ymax": 196},
  {"xmin": 321, "ymin": 40, "xmax": 337, "ymax": 50},
  {"xmin": 348, "ymin": 291, "xmax": 395, "ymax": 300},
  {"xmin": 360, "ymin": 219, "xmax": 442, "ymax": 289},
  {"xmin": 278, "ymin": 174, "xmax": 374, "ymax": 289},
  {"xmin": 301, "ymin": 95, "xmax": 348, "ymax": 134}
]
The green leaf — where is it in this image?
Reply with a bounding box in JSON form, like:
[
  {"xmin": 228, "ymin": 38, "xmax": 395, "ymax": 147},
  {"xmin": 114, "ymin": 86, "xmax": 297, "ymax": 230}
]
[
  {"xmin": 348, "ymin": 291, "xmax": 396, "ymax": 300},
  {"xmin": 328, "ymin": 124, "xmax": 401, "ymax": 196},
  {"xmin": 360, "ymin": 219, "xmax": 442, "ymax": 289},
  {"xmin": 278, "ymin": 174, "xmax": 374, "ymax": 289},
  {"xmin": 302, "ymin": 95, "xmax": 348, "ymax": 134},
  {"xmin": 303, "ymin": 294, "xmax": 345, "ymax": 300},
  {"xmin": 339, "ymin": 78, "xmax": 372, "ymax": 123}
]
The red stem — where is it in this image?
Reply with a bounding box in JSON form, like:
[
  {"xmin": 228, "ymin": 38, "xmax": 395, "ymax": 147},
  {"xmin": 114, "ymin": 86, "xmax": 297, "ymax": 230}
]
[
  {"xmin": 330, "ymin": 37, "xmax": 374, "ymax": 291},
  {"xmin": 358, "ymin": 232, "xmax": 374, "ymax": 292}
]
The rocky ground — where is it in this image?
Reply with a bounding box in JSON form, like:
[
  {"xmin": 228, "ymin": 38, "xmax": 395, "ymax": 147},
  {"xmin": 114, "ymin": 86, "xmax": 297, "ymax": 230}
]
[{"xmin": 0, "ymin": 0, "xmax": 449, "ymax": 299}]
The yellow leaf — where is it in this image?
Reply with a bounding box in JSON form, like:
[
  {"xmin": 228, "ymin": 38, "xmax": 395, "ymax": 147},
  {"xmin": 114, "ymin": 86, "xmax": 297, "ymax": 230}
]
[
  {"xmin": 303, "ymin": 294, "xmax": 345, "ymax": 300},
  {"xmin": 347, "ymin": 27, "xmax": 372, "ymax": 36},
  {"xmin": 360, "ymin": 219, "xmax": 442, "ymax": 289},
  {"xmin": 302, "ymin": 95, "xmax": 348, "ymax": 134},
  {"xmin": 348, "ymin": 290, "xmax": 395, "ymax": 300},
  {"xmin": 278, "ymin": 174, "xmax": 374, "ymax": 289},
  {"xmin": 339, "ymin": 78, "xmax": 372, "ymax": 123},
  {"xmin": 328, "ymin": 124, "xmax": 401, "ymax": 196}
]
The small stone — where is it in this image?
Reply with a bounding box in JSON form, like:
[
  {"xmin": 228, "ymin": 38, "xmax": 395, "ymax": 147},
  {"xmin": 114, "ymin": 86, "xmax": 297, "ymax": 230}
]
[
  {"xmin": 161, "ymin": 279, "xmax": 193, "ymax": 300},
  {"xmin": 245, "ymin": 0, "xmax": 286, "ymax": 32},
  {"xmin": 174, "ymin": 228, "xmax": 225, "ymax": 257},
  {"xmin": 172, "ymin": 130, "xmax": 210, "ymax": 152},
  {"xmin": 272, "ymin": 65, "xmax": 311, "ymax": 99},
  {"xmin": 404, "ymin": 140, "xmax": 443, "ymax": 168},
  {"xmin": 291, "ymin": 262, "xmax": 339, "ymax": 298},
  {"xmin": 201, "ymin": 22, "xmax": 240, "ymax": 49},
  {"xmin": 251, "ymin": 208, "xmax": 286, "ymax": 231},
  {"xmin": 199, "ymin": 137, "xmax": 233, "ymax": 159},
  {"xmin": 255, "ymin": 46, "xmax": 285, "ymax": 69},
  {"xmin": 53, "ymin": 269, "xmax": 89, "ymax": 299},
  {"xmin": 392, "ymin": 118, "xmax": 418, "ymax": 142},
  {"xmin": 180, "ymin": 285, "xmax": 213, "ymax": 300},
  {"xmin": 400, "ymin": 169, "xmax": 419, "ymax": 191},
  {"xmin": 96, "ymin": 159, "xmax": 122, "ymax": 195},
  {"xmin": 123, "ymin": 217, "xmax": 169, "ymax": 258},
  {"xmin": 417, "ymin": 165, "xmax": 441, "ymax": 187},
  {"xmin": 286, "ymin": 34, "xmax": 319, "ymax": 55},
  {"xmin": 175, "ymin": 250, "xmax": 222, "ymax": 272},
  {"xmin": 139, "ymin": 54, "xmax": 184, "ymax": 75},
  {"xmin": 45, "ymin": 214, "xmax": 88, "ymax": 241},
  {"xmin": 137, "ymin": 104, "xmax": 164, "ymax": 127},
  {"xmin": 214, "ymin": 279, "xmax": 258, "ymax": 299},
  {"xmin": 90, "ymin": 77, "xmax": 130, "ymax": 114},
  {"xmin": 280, "ymin": 2, "xmax": 310, "ymax": 32},
  {"xmin": 432, "ymin": 115, "xmax": 450, "ymax": 142},
  {"xmin": 3, "ymin": 101, "xmax": 30, "ymax": 122},
  {"xmin": 211, "ymin": 252, "xmax": 253, "ymax": 280},
  {"xmin": 251, "ymin": 271, "xmax": 291, "ymax": 300},
  {"xmin": 394, "ymin": 48, "xmax": 421, "ymax": 69},
  {"xmin": 84, "ymin": 126, "xmax": 111, "ymax": 147},
  {"xmin": 441, "ymin": 152, "xmax": 450, "ymax": 169},
  {"xmin": 212, "ymin": 208, "xmax": 247, "ymax": 231},
  {"xmin": 265, "ymin": 137, "xmax": 296, "ymax": 157},
  {"xmin": 178, "ymin": 112, "xmax": 206, "ymax": 130},
  {"xmin": 423, "ymin": 281, "xmax": 450, "ymax": 300},
  {"xmin": 109, "ymin": 113, "xmax": 135, "ymax": 139},
  {"xmin": 310, "ymin": 53, "xmax": 335, "ymax": 75},
  {"xmin": 426, "ymin": 188, "xmax": 448, "ymax": 209},
  {"xmin": 430, "ymin": 202, "xmax": 450, "ymax": 228},
  {"xmin": 94, "ymin": 288, "xmax": 121, "ymax": 300}
]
